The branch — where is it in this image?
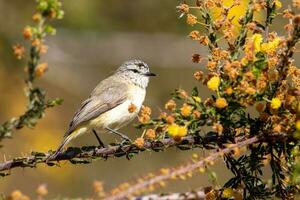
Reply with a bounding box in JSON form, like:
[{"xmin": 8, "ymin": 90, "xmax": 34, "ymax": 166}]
[
  {"xmin": 132, "ymin": 189, "xmax": 207, "ymax": 200},
  {"xmin": 105, "ymin": 136, "xmax": 259, "ymax": 200},
  {"xmin": 0, "ymin": 134, "xmax": 242, "ymax": 173},
  {"xmin": 0, "ymin": 134, "xmax": 252, "ymax": 175}
]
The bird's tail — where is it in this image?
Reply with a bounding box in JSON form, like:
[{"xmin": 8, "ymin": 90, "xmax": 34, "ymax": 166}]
[{"xmin": 47, "ymin": 134, "xmax": 73, "ymax": 161}]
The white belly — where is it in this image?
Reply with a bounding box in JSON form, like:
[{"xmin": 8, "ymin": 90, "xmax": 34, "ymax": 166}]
[{"xmin": 90, "ymin": 86, "xmax": 146, "ymax": 130}]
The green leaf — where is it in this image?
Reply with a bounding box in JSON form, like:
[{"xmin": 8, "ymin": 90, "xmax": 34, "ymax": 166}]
[
  {"xmin": 252, "ymin": 66, "xmax": 261, "ymax": 77},
  {"xmin": 44, "ymin": 25, "xmax": 56, "ymax": 35},
  {"xmin": 191, "ymin": 86, "xmax": 199, "ymax": 96},
  {"xmin": 47, "ymin": 98, "xmax": 63, "ymax": 107}
]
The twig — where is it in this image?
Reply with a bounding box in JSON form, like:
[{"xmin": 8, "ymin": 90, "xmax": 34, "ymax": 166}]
[
  {"xmin": 132, "ymin": 189, "xmax": 206, "ymax": 200},
  {"xmin": 0, "ymin": 134, "xmax": 241, "ymax": 173},
  {"xmin": 105, "ymin": 136, "xmax": 259, "ymax": 200}
]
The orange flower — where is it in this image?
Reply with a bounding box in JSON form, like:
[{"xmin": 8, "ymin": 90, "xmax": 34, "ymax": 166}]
[
  {"xmin": 192, "ymin": 110, "xmax": 201, "ymax": 119},
  {"xmin": 193, "ymin": 70, "xmax": 204, "ymax": 81},
  {"xmin": 35, "ymin": 63, "xmax": 49, "ymax": 78},
  {"xmin": 31, "ymin": 38, "xmax": 42, "ymax": 47},
  {"xmin": 179, "ymin": 89, "xmax": 189, "ymax": 99},
  {"xmin": 166, "ymin": 115, "xmax": 175, "ymax": 124},
  {"xmin": 159, "ymin": 112, "xmax": 167, "ymax": 119},
  {"xmin": 199, "ymin": 36, "xmax": 209, "ymax": 45},
  {"xmin": 245, "ymin": 87, "xmax": 256, "ymax": 95},
  {"xmin": 180, "ymin": 103, "xmax": 193, "ymax": 117},
  {"xmin": 165, "ymin": 99, "xmax": 176, "ymax": 111},
  {"xmin": 192, "ymin": 54, "xmax": 202, "ymax": 63},
  {"xmin": 177, "ymin": 3, "xmax": 189, "ymax": 13},
  {"xmin": 128, "ymin": 103, "xmax": 137, "ymax": 113},
  {"xmin": 12, "ymin": 44, "xmax": 25, "ymax": 60},
  {"xmin": 186, "ymin": 14, "xmax": 197, "ymax": 26},
  {"xmin": 134, "ymin": 137, "xmax": 145, "ymax": 148},
  {"xmin": 213, "ymin": 123, "xmax": 223, "ymax": 134},
  {"xmin": 32, "ymin": 13, "xmax": 42, "ymax": 22},
  {"xmin": 207, "ymin": 61, "xmax": 217, "ymax": 71},
  {"xmin": 225, "ymin": 87, "xmax": 233, "ymax": 95},
  {"xmin": 23, "ymin": 26, "xmax": 33, "ymax": 40},
  {"xmin": 273, "ymin": 124, "xmax": 282, "ymax": 133},
  {"xmin": 140, "ymin": 105, "xmax": 151, "ymax": 116},
  {"xmin": 215, "ymin": 98, "xmax": 228, "ymax": 109},
  {"xmin": 138, "ymin": 114, "xmax": 150, "ymax": 124},
  {"xmin": 189, "ymin": 31, "xmax": 201, "ymax": 40},
  {"xmin": 145, "ymin": 129, "xmax": 156, "ymax": 140}
]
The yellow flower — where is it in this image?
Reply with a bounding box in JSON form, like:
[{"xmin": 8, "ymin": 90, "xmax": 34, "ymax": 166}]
[
  {"xmin": 180, "ymin": 103, "xmax": 193, "ymax": 117},
  {"xmin": 193, "ymin": 96, "xmax": 201, "ymax": 103},
  {"xmin": 274, "ymin": 0, "xmax": 282, "ymax": 9},
  {"xmin": 295, "ymin": 120, "xmax": 300, "ymax": 131},
  {"xmin": 32, "ymin": 13, "xmax": 42, "ymax": 22},
  {"xmin": 271, "ymin": 97, "xmax": 282, "ymax": 109},
  {"xmin": 241, "ymin": 57, "xmax": 248, "ymax": 66},
  {"xmin": 215, "ymin": 98, "xmax": 228, "ymax": 109},
  {"xmin": 207, "ymin": 76, "xmax": 220, "ymax": 91},
  {"xmin": 222, "ymin": 188, "xmax": 234, "ymax": 198},
  {"xmin": 252, "ymin": 33, "xmax": 263, "ymax": 52},
  {"xmin": 167, "ymin": 124, "xmax": 187, "ymax": 139},
  {"xmin": 261, "ymin": 38, "xmax": 281, "ymax": 53},
  {"xmin": 211, "ymin": 0, "xmax": 249, "ymax": 29}
]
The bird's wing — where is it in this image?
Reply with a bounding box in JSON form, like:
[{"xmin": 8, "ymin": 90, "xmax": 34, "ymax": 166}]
[{"xmin": 65, "ymin": 81, "xmax": 128, "ymax": 137}]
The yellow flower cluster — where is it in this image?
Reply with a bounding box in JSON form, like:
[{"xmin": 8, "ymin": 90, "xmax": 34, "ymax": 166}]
[
  {"xmin": 252, "ymin": 33, "xmax": 263, "ymax": 52},
  {"xmin": 251, "ymin": 33, "xmax": 281, "ymax": 54},
  {"xmin": 271, "ymin": 97, "xmax": 282, "ymax": 109},
  {"xmin": 167, "ymin": 124, "xmax": 187, "ymax": 140},
  {"xmin": 207, "ymin": 76, "xmax": 220, "ymax": 91},
  {"xmin": 296, "ymin": 120, "xmax": 300, "ymax": 131},
  {"xmin": 274, "ymin": 0, "xmax": 282, "ymax": 9},
  {"xmin": 261, "ymin": 38, "xmax": 281, "ymax": 53}
]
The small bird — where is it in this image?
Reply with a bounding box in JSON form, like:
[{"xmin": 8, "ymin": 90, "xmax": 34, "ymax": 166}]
[{"xmin": 50, "ymin": 59, "xmax": 155, "ymax": 159}]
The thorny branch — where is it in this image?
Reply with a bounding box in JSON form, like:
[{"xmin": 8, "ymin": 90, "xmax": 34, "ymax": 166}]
[
  {"xmin": 105, "ymin": 137, "xmax": 259, "ymax": 200},
  {"xmin": 132, "ymin": 189, "xmax": 206, "ymax": 200},
  {"xmin": 0, "ymin": 134, "xmax": 251, "ymax": 175}
]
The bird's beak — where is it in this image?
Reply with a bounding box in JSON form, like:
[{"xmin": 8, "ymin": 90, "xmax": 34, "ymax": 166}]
[{"xmin": 143, "ymin": 72, "xmax": 156, "ymax": 77}]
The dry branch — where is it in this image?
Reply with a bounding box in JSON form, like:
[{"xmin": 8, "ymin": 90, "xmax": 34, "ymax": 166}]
[
  {"xmin": 106, "ymin": 137, "xmax": 258, "ymax": 200},
  {"xmin": 132, "ymin": 189, "xmax": 207, "ymax": 200}
]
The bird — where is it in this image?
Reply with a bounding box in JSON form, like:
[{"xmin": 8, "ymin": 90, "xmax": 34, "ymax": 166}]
[{"xmin": 49, "ymin": 59, "xmax": 155, "ymax": 159}]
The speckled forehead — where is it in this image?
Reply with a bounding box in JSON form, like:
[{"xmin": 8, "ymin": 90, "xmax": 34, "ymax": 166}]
[{"xmin": 125, "ymin": 60, "xmax": 149, "ymax": 70}]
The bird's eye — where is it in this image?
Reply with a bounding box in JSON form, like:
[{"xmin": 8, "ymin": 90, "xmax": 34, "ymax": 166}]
[
  {"xmin": 137, "ymin": 63, "xmax": 144, "ymax": 67},
  {"xmin": 131, "ymin": 69, "xmax": 139, "ymax": 73}
]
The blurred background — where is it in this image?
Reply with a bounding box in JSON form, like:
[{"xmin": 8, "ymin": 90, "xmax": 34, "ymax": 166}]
[{"xmin": 0, "ymin": 0, "xmax": 292, "ymax": 198}]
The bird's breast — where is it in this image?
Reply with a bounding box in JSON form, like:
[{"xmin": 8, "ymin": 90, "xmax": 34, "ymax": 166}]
[{"xmin": 90, "ymin": 86, "xmax": 146, "ymax": 130}]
